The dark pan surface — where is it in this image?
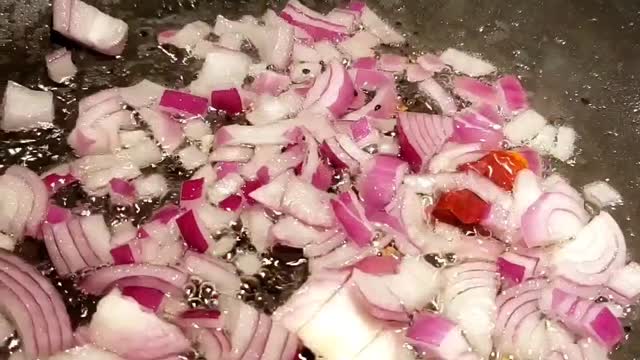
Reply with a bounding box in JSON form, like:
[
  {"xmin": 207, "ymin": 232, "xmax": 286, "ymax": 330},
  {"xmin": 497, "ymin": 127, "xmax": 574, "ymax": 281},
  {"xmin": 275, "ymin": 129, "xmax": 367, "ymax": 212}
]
[{"xmin": 1, "ymin": 0, "xmax": 640, "ymax": 358}]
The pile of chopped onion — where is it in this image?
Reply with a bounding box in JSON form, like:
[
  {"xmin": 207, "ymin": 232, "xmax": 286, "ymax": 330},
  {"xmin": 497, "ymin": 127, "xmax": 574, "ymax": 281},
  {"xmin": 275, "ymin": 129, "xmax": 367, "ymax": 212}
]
[{"xmin": 0, "ymin": 1, "xmax": 634, "ymax": 360}]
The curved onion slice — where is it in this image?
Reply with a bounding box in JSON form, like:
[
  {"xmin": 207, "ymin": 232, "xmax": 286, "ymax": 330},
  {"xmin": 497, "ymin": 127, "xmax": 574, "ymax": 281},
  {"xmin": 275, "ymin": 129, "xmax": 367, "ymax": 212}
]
[
  {"xmin": 397, "ymin": 112, "xmax": 454, "ymax": 173},
  {"xmin": 79, "ymin": 264, "xmax": 188, "ymax": 295},
  {"xmin": 183, "ymin": 251, "xmax": 241, "ymax": 295},
  {"xmin": 5, "ymin": 166, "xmax": 47, "ymax": 238},
  {"xmin": 303, "ymin": 60, "xmax": 355, "ymax": 117},
  {"xmin": 88, "ymin": 289, "xmax": 190, "ymax": 359},
  {"xmin": 553, "ymin": 212, "xmax": 626, "ymax": 285},
  {"xmin": 351, "ymin": 269, "xmax": 408, "ymax": 322},
  {"xmin": 521, "ymin": 192, "xmax": 589, "ymax": 248}
]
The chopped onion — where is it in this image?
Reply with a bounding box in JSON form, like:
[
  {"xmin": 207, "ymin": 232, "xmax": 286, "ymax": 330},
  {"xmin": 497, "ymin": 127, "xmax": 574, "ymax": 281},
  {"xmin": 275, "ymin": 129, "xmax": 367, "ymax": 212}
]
[
  {"xmin": 157, "ymin": 21, "xmax": 211, "ymax": 50},
  {"xmin": 397, "ymin": 112, "xmax": 454, "ymax": 173},
  {"xmin": 406, "ymin": 313, "xmax": 472, "ymax": 359},
  {"xmin": 583, "ymin": 180, "xmax": 622, "ymax": 208},
  {"xmin": 138, "ymin": 108, "xmax": 184, "ymax": 153},
  {"xmin": 553, "ymin": 212, "xmax": 626, "ymax": 285},
  {"xmin": 303, "ymin": 60, "xmax": 355, "ymax": 117},
  {"xmin": 331, "ymin": 191, "xmax": 376, "ymax": 247},
  {"xmin": 133, "ymin": 174, "xmax": 168, "ymax": 199},
  {"xmin": 279, "ymin": 1, "xmax": 349, "ymax": 42},
  {"xmin": 453, "ymin": 76, "xmax": 499, "ymax": 104},
  {"xmin": 177, "ymin": 145, "xmax": 208, "ymax": 170},
  {"xmin": 159, "ymin": 90, "xmax": 209, "ymax": 118},
  {"xmin": 210, "ymin": 88, "xmax": 244, "ymax": 115},
  {"xmin": 359, "ymin": 5, "xmax": 405, "ymax": 45},
  {"xmin": 52, "ymin": 0, "xmax": 129, "ymax": 55},
  {"xmin": 251, "ymin": 71, "xmax": 292, "ymax": 96},
  {"xmin": 416, "ymin": 53, "xmax": 447, "ymax": 73},
  {"xmin": 282, "ymin": 176, "xmax": 335, "ymax": 227},
  {"xmin": 184, "ymin": 251, "xmax": 241, "ymax": 295},
  {"xmin": 528, "ymin": 124, "xmax": 558, "ymax": 154},
  {"xmin": 551, "ymin": 126, "xmax": 577, "ymax": 162},
  {"xmin": 190, "ymin": 49, "xmax": 252, "ymax": 96},
  {"xmin": 46, "ymin": 48, "xmax": 77, "ymax": 83},
  {"xmin": 246, "ymin": 91, "xmax": 303, "ymax": 126},
  {"xmin": 2, "ymin": 81, "xmax": 54, "ymax": 131},
  {"xmin": 405, "ymin": 64, "xmax": 431, "ymax": 82},
  {"xmin": 439, "ymin": 48, "xmax": 496, "ymax": 76},
  {"xmin": 503, "ymin": 109, "xmax": 548, "ymax": 145},
  {"xmin": 496, "ymin": 75, "xmax": 529, "ymax": 114},
  {"xmin": 607, "ymin": 262, "xmax": 640, "ymax": 303},
  {"xmin": 337, "ymin": 31, "xmax": 380, "ymax": 59},
  {"xmin": 418, "ymin": 78, "xmax": 456, "ymax": 115}
]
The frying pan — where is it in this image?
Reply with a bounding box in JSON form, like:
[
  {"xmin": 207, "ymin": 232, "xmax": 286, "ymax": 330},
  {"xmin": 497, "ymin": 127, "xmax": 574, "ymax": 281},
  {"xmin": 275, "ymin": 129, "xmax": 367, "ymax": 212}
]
[{"xmin": 0, "ymin": 0, "xmax": 639, "ymax": 358}]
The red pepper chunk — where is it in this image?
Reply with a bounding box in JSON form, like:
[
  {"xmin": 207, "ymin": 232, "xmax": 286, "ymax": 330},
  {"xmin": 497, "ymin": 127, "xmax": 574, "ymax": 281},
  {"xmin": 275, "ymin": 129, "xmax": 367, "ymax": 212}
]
[
  {"xmin": 431, "ymin": 189, "xmax": 490, "ymax": 227},
  {"xmin": 458, "ymin": 150, "xmax": 529, "ymax": 191}
]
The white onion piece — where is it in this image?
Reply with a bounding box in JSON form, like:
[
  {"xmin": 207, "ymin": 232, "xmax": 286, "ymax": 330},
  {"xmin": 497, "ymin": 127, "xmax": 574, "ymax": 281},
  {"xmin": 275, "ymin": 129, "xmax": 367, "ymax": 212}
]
[
  {"xmin": 551, "ymin": 126, "xmax": 577, "ymax": 161},
  {"xmin": 359, "ymin": 5, "xmax": 405, "ymax": 45},
  {"xmin": 246, "ymin": 91, "xmax": 303, "ymax": 125},
  {"xmin": 289, "ymin": 62, "xmax": 322, "ymax": 84},
  {"xmin": 159, "ymin": 21, "xmax": 211, "ymax": 49},
  {"xmin": 439, "ymin": 48, "xmax": 496, "ymax": 76},
  {"xmin": 133, "ymin": 174, "xmax": 168, "ymax": 199},
  {"xmin": 272, "ymin": 216, "xmax": 334, "ymax": 248},
  {"xmin": 183, "ymin": 120, "xmax": 212, "ymax": 141},
  {"xmin": 384, "ymin": 256, "xmax": 440, "ymax": 312},
  {"xmin": 504, "ymin": 109, "xmax": 548, "ymax": 145},
  {"xmin": 2, "ymin": 81, "xmax": 54, "ymax": 131},
  {"xmin": 117, "ymin": 136, "xmax": 163, "ymax": 169},
  {"xmin": 351, "ymin": 269, "xmax": 408, "ymax": 322},
  {"xmin": 88, "ymin": 289, "xmax": 190, "ymax": 359},
  {"xmin": 190, "ymin": 49, "xmax": 252, "ymax": 96},
  {"xmin": 406, "ymin": 312, "xmax": 472, "ymax": 359},
  {"xmin": 72, "ymin": 154, "xmax": 141, "ymax": 192},
  {"xmin": 0, "ymin": 233, "xmax": 16, "ymax": 251},
  {"xmin": 337, "ymin": 31, "xmax": 380, "ymax": 58},
  {"xmin": 240, "ymin": 208, "xmax": 273, "ymax": 253},
  {"xmin": 210, "ymin": 146, "xmax": 254, "ymax": 163},
  {"xmin": 273, "ymin": 270, "xmax": 350, "ymax": 333},
  {"xmin": 52, "ymin": 0, "xmax": 128, "ymax": 55},
  {"xmin": 215, "ymin": 118, "xmax": 302, "ymax": 147},
  {"xmin": 418, "ymin": 78, "xmax": 456, "ymax": 115},
  {"xmin": 248, "ymin": 171, "xmax": 291, "ymax": 211},
  {"xmin": 235, "ymin": 252, "xmax": 262, "ymax": 275},
  {"xmin": 46, "ymin": 48, "xmax": 77, "ymax": 83},
  {"xmin": 441, "ymin": 261, "xmax": 498, "ymax": 357},
  {"xmin": 583, "ymin": 181, "xmax": 622, "ymax": 208},
  {"xmin": 207, "ymin": 173, "xmax": 245, "ymax": 205},
  {"xmin": 240, "ymin": 145, "xmax": 281, "ymax": 179},
  {"xmin": 178, "ymin": 146, "xmax": 208, "ymax": 170},
  {"xmin": 553, "ymin": 212, "xmax": 626, "ymax": 285},
  {"xmin": 210, "ymin": 235, "xmax": 238, "ymax": 257},
  {"xmin": 606, "ymin": 262, "xmax": 640, "ymax": 302},
  {"xmin": 298, "ymin": 285, "xmax": 383, "ymax": 360},
  {"xmin": 314, "ymin": 41, "xmax": 344, "ymax": 63},
  {"xmin": 119, "ymin": 80, "xmax": 165, "ymax": 108},
  {"xmin": 196, "ymin": 204, "xmax": 238, "ymax": 235},
  {"xmin": 281, "ymin": 176, "xmax": 335, "ymax": 227},
  {"xmin": 543, "ymin": 174, "xmax": 584, "ymax": 206},
  {"xmin": 184, "ymin": 252, "xmax": 241, "ymax": 295},
  {"xmin": 138, "ymin": 108, "xmax": 184, "ymax": 153},
  {"xmin": 528, "ymin": 124, "xmax": 558, "ymax": 154}
]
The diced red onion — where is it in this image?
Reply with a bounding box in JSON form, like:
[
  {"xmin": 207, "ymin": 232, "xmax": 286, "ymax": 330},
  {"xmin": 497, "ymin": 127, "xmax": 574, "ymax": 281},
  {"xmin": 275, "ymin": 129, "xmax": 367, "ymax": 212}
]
[
  {"xmin": 279, "ymin": 1, "xmax": 349, "ymax": 42},
  {"xmin": 497, "ymin": 252, "xmax": 539, "ymax": 287},
  {"xmin": 359, "ymin": 5, "xmax": 405, "ymax": 45},
  {"xmin": 87, "ymin": 289, "xmax": 190, "ymax": 359},
  {"xmin": 418, "ymin": 78, "xmax": 456, "ymax": 115},
  {"xmin": 158, "ymin": 21, "xmax": 211, "ymax": 49},
  {"xmin": 406, "ymin": 313, "xmax": 471, "ymax": 359},
  {"xmin": 137, "ymin": 108, "xmax": 184, "ymax": 153},
  {"xmin": 330, "ymin": 192, "xmax": 375, "ymax": 247},
  {"xmin": 551, "ymin": 126, "xmax": 577, "ymax": 162},
  {"xmin": 405, "ymin": 64, "xmax": 431, "ymax": 82},
  {"xmin": 351, "ymin": 269, "xmax": 408, "ymax": 322},
  {"xmin": 282, "ymin": 176, "xmax": 335, "ymax": 227},
  {"xmin": 121, "ymin": 286, "xmax": 165, "ymax": 312},
  {"xmin": 453, "ymin": 76, "xmax": 500, "ymax": 104},
  {"xmin": 176, "ymin": 209, "xmax": 212, "ymax": 253},
  {"xmin": 303, "ymin": 60, "xmax": 355, "ymax": 117},
  {"xmin": 397, "ymin": 112, "xmax": 454, "ymax": 173},
  {"xmin": 110, "ymin": 244, "xmax": 137, "ymax": 265},
  {"xmin": 210, "ymin": 88, "xmax": 244, "ymax": 115},
  {"xmin": 180, "ymin": 178, "xmax": 206, "ymax": 210},
  {"xmin": 319, "ymin": 137, "xmax": 359, "ymax": 172},
  {"xmin": 2, "ymin": 81, "xmax": 54, "ymax": 131},
  {"xmin": 439, "ymin": 48, "xmax": 496, "ymax": 76},
  {"xmin": 606, "ymin": 262, "xmax": 640, "ymax": 303},
  {"xmin": 496, "ymin": 75, "xmax": 529, "ymax": 115},
  {"xmin": 416, "ymin": 53, "xmax": 447, "ymax": 72},
  {"xmin": 5, "ymin": 166, "xmax": 47, "ymax": 238},
  {"xmin": 357, "ymin": 155, "xmax": 408, "ymax": 211},
  {"xmin": 52, "ymin": 0, "xmax": 129, "ymax": 55},
  {"xmin": 108, "ymin": 178, "xmax": 136, "ymax": 206},
  {"xmin": 452, "ymin": 111, "xmax": 504, "ymax": 149},
  {"xmin": 378, "ymin": 54, "xmax": 408, "ymax": 73},
  {"xmin": 215, "ymin": 118, "xmax": 303, "ymax": 147},
  {"xmin": 251, "ymin": 71, "xmax": 292, "ymax": 96},
  {"xmin": 337, "ymin": 31, "xmax": 380, "ymax": 59},
  {"xmin": 521, "ymin": 192, "xmax": 589, "ymax": 248},
  {"xmin": 342, "ymin": 84, "xmax": 398, "ymax": 121},
  {"xmin": 159, "ymin": 90, "xmax": 209, "ymax": 118},
  {"xmin": 326, "ymin": 8, "xmax": 360, "ymax": 30},
  {"xmin": 553, "ymin": 212, "xmax": 626, "ymax": 286},
  {"xmin": 45, "ymin": 48, "xmax": 77, "ymax": 83},
  {"xmin": 354, "ymin": 256, "xmax": 400, "ymax": 275}
]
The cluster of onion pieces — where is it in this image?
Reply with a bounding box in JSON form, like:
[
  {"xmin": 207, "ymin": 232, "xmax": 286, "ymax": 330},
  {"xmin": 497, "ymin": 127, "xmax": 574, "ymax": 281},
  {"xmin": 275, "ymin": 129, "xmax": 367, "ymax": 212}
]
[{"xmin": 0, "ymin": 0, "xmax": 635, "ymax": 359}]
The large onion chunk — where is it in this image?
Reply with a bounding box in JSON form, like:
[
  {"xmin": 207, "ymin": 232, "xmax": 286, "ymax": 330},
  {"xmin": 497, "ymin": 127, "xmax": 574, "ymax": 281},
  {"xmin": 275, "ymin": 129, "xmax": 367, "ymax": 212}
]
[
  {"xmin": 87, "ymin": 289, "xmax": 190, "ymax": 359},
  {"xmin": 2, "ymin": 81, "xmax": 54, "ymax": 131}
]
